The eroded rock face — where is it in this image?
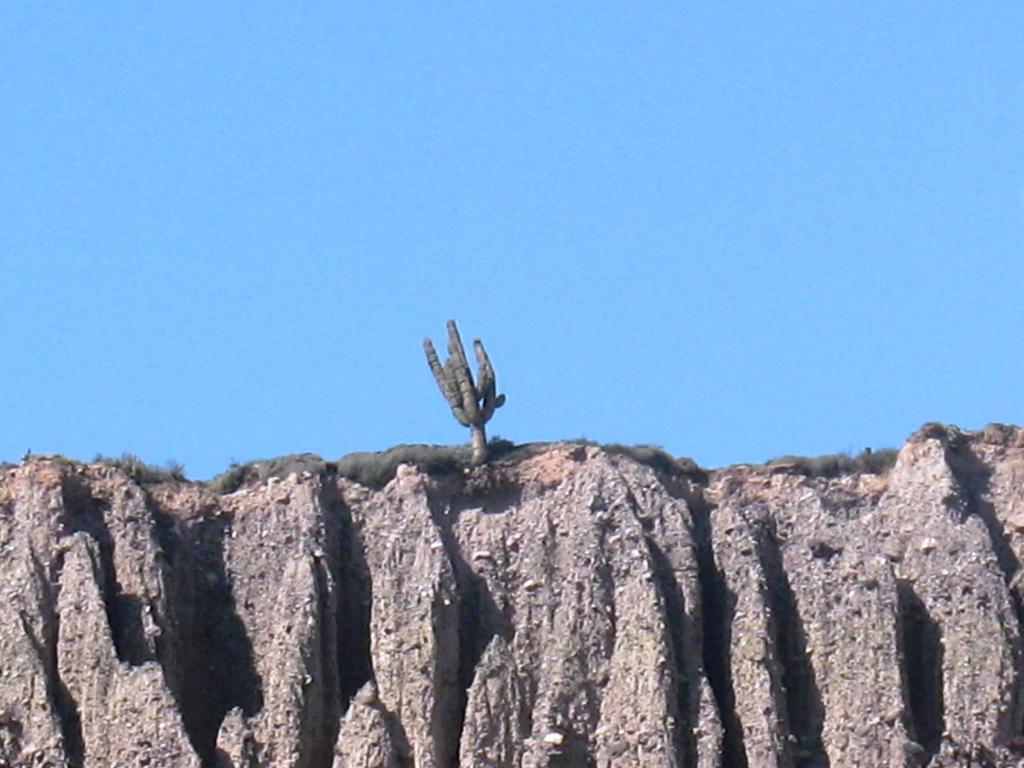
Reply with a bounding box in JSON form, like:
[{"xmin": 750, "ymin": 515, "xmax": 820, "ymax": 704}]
[{"xmin": 3, "ymin": 427, "xmax": 1024, "ymax": 767}]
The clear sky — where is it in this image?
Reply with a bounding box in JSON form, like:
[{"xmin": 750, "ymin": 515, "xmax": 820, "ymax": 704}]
[{"xmin": 2, "ymin": 5, "xmax": 1021, "ymax": 479}]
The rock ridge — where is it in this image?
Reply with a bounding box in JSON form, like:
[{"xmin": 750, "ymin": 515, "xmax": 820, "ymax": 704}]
[{"xmin": 1, "ymin": 425, "xmax": 1023, "ymax": 767}]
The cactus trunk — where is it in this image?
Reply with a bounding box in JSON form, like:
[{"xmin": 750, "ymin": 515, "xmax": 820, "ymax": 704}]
[{"xmin": 470, "ymin": 425, "xmax": 487, "ymax": 465}]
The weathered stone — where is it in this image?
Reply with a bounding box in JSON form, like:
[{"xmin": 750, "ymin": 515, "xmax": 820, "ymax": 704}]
[{"xmin": 2, "ymin": 428, "xmax": 1024, "ymax": 766}]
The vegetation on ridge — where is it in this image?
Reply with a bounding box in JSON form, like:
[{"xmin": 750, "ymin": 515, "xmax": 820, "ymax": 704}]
[
  {"xmin": 573, "ymin": 440, "xmax": 707, "ymax": 483},
  {"xmin": 205, "ymin": 440, "xmax": 521, "ymax": 495},
  {"xmin": 94, "ymin": 453, "xmax": 187, "ymax": 484},
  {"xmin": 765, "ymin": 447, "xmax": 899, "ymax": 478},
  {"xmin": 202, "ymin": 439, "xmax": 704, "ymax": 494},
  {"xmin": 4, "ymin": 441, "xmax": 902, "ymax": 492}
]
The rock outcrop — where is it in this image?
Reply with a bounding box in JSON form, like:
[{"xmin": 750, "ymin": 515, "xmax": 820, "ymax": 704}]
[{"xmin": 2, "ymin": 425, "xmax": 1024, "ymax": 767}]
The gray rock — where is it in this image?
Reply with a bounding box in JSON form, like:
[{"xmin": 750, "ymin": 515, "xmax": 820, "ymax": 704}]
[{"xmin": 2, "ymin": 428, "xmax": 1024, "ymax": 766}]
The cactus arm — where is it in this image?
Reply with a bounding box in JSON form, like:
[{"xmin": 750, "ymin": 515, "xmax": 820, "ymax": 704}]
[
  {"xmin": 424, "ymin": 338, "xmax": 461, "ymax": 407},
  {"xmin": 473, "ymin": 339, "xmax": 495, "ymax": 398},
  {"xmin": 425, "ymin": 338, "xmax": 474, "ymax": 426},
  {"xmin": 474, "ymin": 338, "xmax": 506, "ymax": 421},
  {"xmin": 482, "ymin": 392, "xmax": 506, "ymax": 422},
  {"xmin": 449, "ymin": 400, "xmax": 473, "ymax": 427},
  {"xmin": 446, "ymin": 320, "xmax": 482, "ymax": 423}
]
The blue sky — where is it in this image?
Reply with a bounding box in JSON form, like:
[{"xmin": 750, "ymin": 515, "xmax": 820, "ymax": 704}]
[{"xmin": 2, "ymin": 5, "xmax": 1021, "ymax": 479}]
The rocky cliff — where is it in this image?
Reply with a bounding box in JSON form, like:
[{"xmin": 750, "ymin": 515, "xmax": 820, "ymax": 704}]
[{"xmin": 2, "ymin": 424, "xmax": 1024, "ymax": 768}]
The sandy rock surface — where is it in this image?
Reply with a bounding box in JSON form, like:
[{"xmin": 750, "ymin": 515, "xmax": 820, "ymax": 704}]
[{"xmin": 2, "ymin": 426, "xmax": 1024, "ymax": 766}]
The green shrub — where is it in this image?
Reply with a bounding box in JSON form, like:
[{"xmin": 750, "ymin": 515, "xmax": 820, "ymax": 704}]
[
  {"xmin": 858, "ymin": 448, "xmax": 899, "ymax": 474},
  {"xmin": 572, "ymin": 440, "xmax": 707, "ymax": 482},
  {"xmin": 335, "ymin": 444, "xmax": 467, "ymax": 488},
  {"xmin": 486, "ymin": 436, "xmax": 517, "ymax": 459},
  {"xmin": 206, "ymin": 462, "xmax": 256, "ymax": 495},
  {"xmin": 165, "ymin": 459, "xmax": 187, "ymax": 480},
  {"xmin": 766, "ymin": 448, "xmax": 898, "ymax": 478},
  {"xmin": 206, "ymin": 453, "xmax": 327, "ymax": 495},
  {"xmin": 94, "ymin": 453, "xmax": 186, "ymax": 484},
  {"xmin": 206, "ymin": 440, "xmax": 526, "ymax": 495},
  {"xmin": 257, "ymin": 453, "xmax": 327, "ymax": 479}
]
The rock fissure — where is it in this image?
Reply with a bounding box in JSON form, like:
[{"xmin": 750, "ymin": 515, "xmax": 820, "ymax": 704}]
[
  {"xmin": 157, "ymin": 506, "xmax": 264, "ymax": 766},
  {"xmin": 897, "ymin": 579, "xmax": 945, "ymax": 760},
  {"xmin": 20, "ymin": 607, "xmax": 85, "ymax": 768},
  {"xmin": 426, "ymin": 495, "xmax": 501, "ymax": 768},
  {"xmin": 20, "ymin": 548, "xmax": 86, "ymax": 768},
  {"xmin": 331, "ymin": 489, "xmax": 375, "ymax": 716},
  {"xmin": 759, "ymin": 526, "xmax": 828, "ymax": 768},
  {"xmin": 303, "ymin": 550, "xmax": 340, "ymax": 768},
  {"xmin": 645, "ymin": 537, "xmax": 696, "ymax": 765},
  {"xmin": 949, "ymin": 447, "xmax": 1022, "ymax": 583},
  {"xmin": 59, "ymin": 475, "xmax": 153, "ymax": 667},
  {"xmin": 947, "ymin": 445, "xmax": 1024, "ymax": 742},
  {"xmin": 691, "ymin": 500, "xmax": 748, "ymax": 768},
  {"xmin": 440, "ymin": 519, "xmax": 496, "ymax": 766}
]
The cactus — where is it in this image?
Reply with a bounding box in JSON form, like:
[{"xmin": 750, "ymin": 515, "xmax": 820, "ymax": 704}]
[{"xmin": 423, "ymin": 320, "xmax": 506, "ymax": 465}]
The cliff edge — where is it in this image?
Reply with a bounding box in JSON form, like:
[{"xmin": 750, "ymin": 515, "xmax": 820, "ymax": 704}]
[{"xmin": 2, "ymin": 424, "xmax": 1024, "ymax": 767}]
